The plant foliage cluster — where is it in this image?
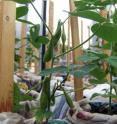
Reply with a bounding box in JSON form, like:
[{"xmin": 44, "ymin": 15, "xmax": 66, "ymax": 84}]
[{"xmin": 6, "ymin": 0, "xmax": 117, "ymax": 122}]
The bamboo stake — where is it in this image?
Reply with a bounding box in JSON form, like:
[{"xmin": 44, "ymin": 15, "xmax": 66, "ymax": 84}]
[
  {"xmin": 100, "ymin": 0, "xmax": 108, "ymax": 46},
  {"xmin": 67, "ymin": 19, "xmax": 71, "ymax": 65},
  {"xmin": 81, "ymin": 20, "xmax": 83, "ymax": 44},
  {"xmin": 69, "ymin": 0, "xmax": 83, "ymax": 101},
  {"xmin": 0, "ymin": 1, "xmax": 16, "ymax": 112},
  {"xmin": 46, "ymin": 0, "xmax": 54, "ymax": 68},
  {"xmin": 100, "ymin": 7, "xmax": 110, "ymax": 80}
]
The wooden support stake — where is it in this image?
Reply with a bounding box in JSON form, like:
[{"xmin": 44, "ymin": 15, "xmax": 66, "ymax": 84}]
[
  {"xmin": 100, "ymin": 7, "xmax": 110, "ymax": 81},
  {"xmin": 67, "ymin": 19, "xmax": 71, "ymax": 65},
  {"xmin": 48, "ymin": 0, "xmax": 54, "ymax": 35},
  {"xmin": 0, "ymin": 1, "xmax": 16, "ymax": 112},
  {"xmin": 69, "ymin": 0, "xmax": 83, "ymax": 101},
  {"xmin": 19, "ymin": 22, "xmax": 27, "ymax": 74},
  {"xmin": 46, "ymin": 0, "xmax": 54, "ymax": 68},
  {"xmin": 100, "ymin": 0, "xmax": 108, "ymax": 46},
  {"xmin": 81, "ymin": 20, "xmax": 83, "ymax": 44}
]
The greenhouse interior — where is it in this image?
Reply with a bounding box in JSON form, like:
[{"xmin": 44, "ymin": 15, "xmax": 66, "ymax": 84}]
[{"xmin": 0, "ymin": 0, "xmax": 117, "ymax": 124}]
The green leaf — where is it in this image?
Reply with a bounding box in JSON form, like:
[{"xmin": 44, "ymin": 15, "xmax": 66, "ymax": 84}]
[
  {"xmin": 44, "ymin": 20, "xmax": 62, "ymax": 62},
  {"xmin": 42, "ymin": 77, "xmax": 51, "ymax": 95},
  {"xmin": 30, "ymin": 40, "xmax": 41, "ymax": 48},
  {"xmin": 9, "ymin": 0, "xmax": 32, "ymax": 4},
  {"xmin": 70, "ymin": 10, "xmax": 106, "ymax": 23},
  {"xmin": 61, "ymin": 25, "xmax": 66, "ymax": 53},
  {"xmin": 90, "ymin": 93, "xmax": 117, "ymax": 100},
  {"xmin": 29, "ymin": 24, "xmax": 42, "ymax": 48},
  {"xmin": 90, "ymin": 79, "xmax": 107, "ymax": 84},
  {"xmin": 30, "ymin": 24, "xmax": 40, "ymax": 41},
  {"xmin": 72, "ymin": 64, "xmax": 97, "ymax": 78},
  {"xmin": 40, "ymin": 66, "xmax": 67, "ymax": 76},
  {"xmin": 113, "ymin": 10, "xmax": 117, "ymax": 23},
  {"xmin": 35, "ymin": 109, "xmax": 52, "ymax": 122},
  {"xmin": 35, "ymin": 109, "xmax": 45, "ymax": 122},
  {"xmin": 74, "ymin": 0, "xmax": 105, "ymax": 11},
  {"xmin": 103, "ymin": 42, "xmax": 111, "ymax": 49},
  {"xmin": 52, "ymin": 20, "xmax": 62, "ymax": 46},
  {"xmin": 20, "ymin": 94, "xmax": 33, "ymax": 101},
  {"xmin": 30, "ymin": 36, "xmax": 49, "ymax": 48},
  {"xmin": 16, "ymin": 6, "xmax": 28, "ymax": 19},
  {"xmin": 40, "ymin": 91, "xmax": 48, "ymax": 110},
  {"xmin": 90, "ymin": 93, "xmax": 101, "ymax": 100},
  {"xmin": 106, "ymin": 56, "xmax": 117, "ymax": 68},
  {"xmin": 74, "ymin": 1, "xmax": 87, "ymax": 7},
  {"xmin": 13, "ymin": 83, "xmax": 22, "ymax": 112},
  {"xmin": 90, "ymin": 67, "xmax": 106, "ymax": 81},
  {"xmin": 43, "ymin": 42, "xmax": 53, "ymax": 62},
  {"xmin": 87, "ymin": 50, "xmax": 108, "ymax": 59},
  {"xmin": 37, "ymin": 36, "xmax": 49, "ymax": 44},
  {"xmin": 60, "ymin": 86, "xmax": 74, "ymax": 109},
  {"xmin": 91, "ymin": 23, "xmax": 117, "ymax": 42},
  {"xmin": 102, "ymin": 94, "xmax": 117, "ymax": 99},
  {"xmin": 17, "ymin": 19, "xmax": 34, "ymax": 25},
  {"xmin": 94, "ymin": 0, "xmax": 117, "ymax": 6},
  {"xmin": 78, "ymin": 54, "xmax": 99, "ymax": 62}
]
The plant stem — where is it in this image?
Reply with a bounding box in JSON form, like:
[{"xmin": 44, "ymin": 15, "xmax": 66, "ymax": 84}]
[
  {"xmin": 62, "ymin": 15, "xmax": 70, "ymax": 25},
  {"xmin": 30, "ymin": 1, "xmax": 53, "ymax": 117},
  {"xmin": 108, "ymin": 40, "xmax": 113, "ymax": 115},
  {"xmin": 30, "ymin": 1, "xmax": 53, "ymax": 37},
  {"xmin": 54, "ymin": 26, "xmax": 101, "ymax": 59},
  {"xmin": 108, "ymin": 66, "xmax": 113, "ymax": 115},
  {"xmin": 55, "ymin": 86, "xmax": 86, "ymax": 98}
]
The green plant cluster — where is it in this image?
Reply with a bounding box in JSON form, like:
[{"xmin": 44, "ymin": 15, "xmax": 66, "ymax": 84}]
[
  {"xmin": 72, "ymin": 0, "xmax": 117, "ymax": 115},
  {"xmin": 7, "ymin": 0, "xmax": 117, "ymax": 122}
]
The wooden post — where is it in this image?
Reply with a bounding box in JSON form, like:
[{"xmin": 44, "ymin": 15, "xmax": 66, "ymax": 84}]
[
  {"xmin": 19, "ymin": 22, "xmax": 27, "ymax": 74},
  {"xmin": 0, "ymin": 1, "xmax": 16, "ymax": 112},
  {"xmin": 69, "ymin": 0, "xmax": 83, "ymax": 101},
  {"xmin": 100, "ymin": 8, "xmax": 110, "ymax": 80},
  {"xmin": 67, "ymin": 19, "xmax": 71, "ymax": 65},
  {"xmin": 81, "ymin": 20, "xmax": 83, "ymax": 44},
  {"xmin": 46, "ymin": 0, "xmax": 54, "ymax": 68},
  {"xmin": 100, "ymin": 0, "xmax": 108, "ymax": 46},
  {"xmin": 48, "ymin": 0, "xmax": 54, "ymax": 35},
  {"xmin": 88, "ymin": 26, "xmax": 91, "ymax": 47}
]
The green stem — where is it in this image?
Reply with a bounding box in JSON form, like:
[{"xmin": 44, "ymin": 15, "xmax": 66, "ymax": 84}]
[
  {"xmin": 108, "ymin": 40, "xmax": 113, "ymax": 115},
  {"xmin": 50, "ymin": 73, "xmax": 69, "ymax": 102},
  {"xmin": 108, "ymin": 69, "xmax": 112, "ymax": 115},
  {"xmin": 30, "ymin": 1, "xmax": 54, "ymax": 116},
  {"xmin": 30, "ymin": 1, "xmax": 53, "ymax": 37},
  {"xmin": 54, "ymin": 26, "xmax": 101, "ymax": 59},
  {"xmin": 62, "ymin": 15, "xmax": 70, "ymax": 25},
  {"xmin": 55, "ymin": 86, "xmax": 86, "ymax": 98}
]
